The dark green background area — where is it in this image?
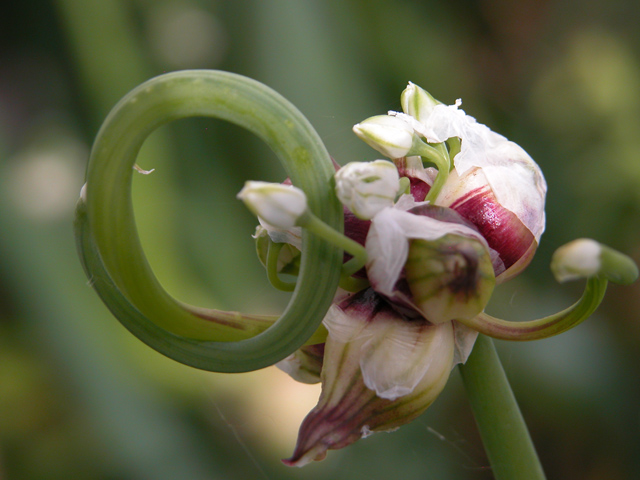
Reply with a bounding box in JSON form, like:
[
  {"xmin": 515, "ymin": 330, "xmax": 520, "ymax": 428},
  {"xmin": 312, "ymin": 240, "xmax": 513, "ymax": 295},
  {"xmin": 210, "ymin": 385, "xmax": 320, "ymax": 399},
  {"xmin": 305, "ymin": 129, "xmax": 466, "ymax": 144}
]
[{"xmin": 1, "ymin": 1, "xmax": 639, "ymax": 479}]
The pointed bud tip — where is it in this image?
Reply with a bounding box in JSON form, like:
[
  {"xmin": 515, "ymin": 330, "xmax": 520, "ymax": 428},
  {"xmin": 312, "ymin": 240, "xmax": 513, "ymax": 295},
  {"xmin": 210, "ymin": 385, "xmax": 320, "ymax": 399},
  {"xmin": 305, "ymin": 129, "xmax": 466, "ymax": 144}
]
[
  {"xmin": 79, "ymin": 183, "xmax": 87, "ymax": 203},
  {"xmin": 401, "ymin": 82, "xmax": 440, "ymax": 121},
  {"xmin": 353, "ymin": 115, "xmax": 415, "ymax": 159},
  {"xmin": 282, "ymin": 447, "xmax": 327, "ymax": 468}
]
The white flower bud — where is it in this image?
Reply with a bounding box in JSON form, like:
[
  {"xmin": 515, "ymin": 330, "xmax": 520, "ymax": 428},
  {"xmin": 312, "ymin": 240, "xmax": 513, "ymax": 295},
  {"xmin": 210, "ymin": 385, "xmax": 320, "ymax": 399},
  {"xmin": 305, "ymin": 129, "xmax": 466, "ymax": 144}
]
[
  {"xmin": 334, "ymin": 160, "xmax": 400, "ymax": 220},
  {"xmin": 551, "ymin": 238, "xmax": 601, "ymax": 283},
  {"xmin": 352, "ymin": 115, "xmax": 415, "ymax": 159},
  {"xmin": 237, "ymin": 181, "xmax": 307, "ymax": 228},
  {"xmin": 552, "ymin": 238, "xmax": 638, "ymax": 285}
]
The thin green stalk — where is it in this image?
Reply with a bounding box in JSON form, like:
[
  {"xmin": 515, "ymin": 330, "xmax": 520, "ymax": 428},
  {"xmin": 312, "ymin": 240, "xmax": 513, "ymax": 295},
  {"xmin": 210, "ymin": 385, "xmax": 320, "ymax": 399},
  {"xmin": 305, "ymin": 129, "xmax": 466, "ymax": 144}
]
[
  {"xmin": 411, "ymin": 141, "xmax": 450, "ymax": 203},
  {"xmin": 299, "ymin": 210, "xmax": 368, "ymax": 277},
  {"xmin": 457, "ymin": 276, "xmax": 608, "ymax": 340},
  {"xmin": 424, "ymin": 165, "xmax": 450, "ymax": 204},
  {"xmin": 459, "ymin": 335, "xmax": 546, "ymax": 480},
  {"xmin": 266, "ymin": 241, "xmax": 297, "ymax": 292}
]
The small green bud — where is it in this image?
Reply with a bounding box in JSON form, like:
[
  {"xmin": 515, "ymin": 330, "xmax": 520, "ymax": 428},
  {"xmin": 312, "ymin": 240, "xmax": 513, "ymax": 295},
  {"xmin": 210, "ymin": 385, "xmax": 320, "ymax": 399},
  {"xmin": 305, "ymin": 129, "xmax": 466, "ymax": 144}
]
[{"xmin": 400, "ymin": 82, "xmax": 440, "ymax": 122}]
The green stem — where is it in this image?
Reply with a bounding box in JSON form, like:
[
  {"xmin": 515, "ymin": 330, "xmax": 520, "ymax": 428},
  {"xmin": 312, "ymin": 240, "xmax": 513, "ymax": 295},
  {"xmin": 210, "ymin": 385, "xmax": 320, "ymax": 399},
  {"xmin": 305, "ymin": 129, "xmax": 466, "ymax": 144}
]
[
  {"xmin": 424, "ymin": 166, "xmax": 449, "ymax": 204},
  {"xmin": 80, "ymin": 70, "xmax": 343, "ymax": 372},
  {"xmin": 338, "ymin": 275, "xmax": 370, "ymax": 292},
  {"xmin": 411, "ymin": 139, "xmax": 447, "ymax": 170},
  {"xmin": 459, "ymin": 335, "xmax": 546, "ymax": 480},
  {"xmin": 445, "ymin": 136, "xmax": 461, "ymax": 163},
  {"xmin": 299, "ymin": 210, "xmax": 368, "ymax": 278},
  {"xmin": 266, "ymin": 241, "xmax": 297, "ymax": 292},
  {"xmin": 411, "ymin": 141, "xmax": 450, "ymax": 203},
  {"xmin": 457, "ymin": 277, "xmax": 607, "ymax": 341}
]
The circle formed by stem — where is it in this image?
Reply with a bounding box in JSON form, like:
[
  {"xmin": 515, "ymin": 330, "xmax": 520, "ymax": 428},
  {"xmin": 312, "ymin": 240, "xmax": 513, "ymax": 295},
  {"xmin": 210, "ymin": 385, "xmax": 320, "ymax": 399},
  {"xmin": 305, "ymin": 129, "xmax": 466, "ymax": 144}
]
[{"xmin": 77, "ymin": 70, "xmax": 343, "ymax": 372}]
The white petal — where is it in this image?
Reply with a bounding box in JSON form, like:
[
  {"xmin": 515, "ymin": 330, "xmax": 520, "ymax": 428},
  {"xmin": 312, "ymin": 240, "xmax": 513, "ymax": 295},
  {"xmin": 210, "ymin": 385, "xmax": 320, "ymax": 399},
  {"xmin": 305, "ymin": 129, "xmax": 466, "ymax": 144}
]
[
  {"xmin": 464, "ymin": 142, "xmax": 546, "ymax": 242},
  {"xmin": 322, "ymin": 303, "xmax": 368, "ymax": 342},
  {"xmin": 323, "ymin": 293, "xmax": 456, "ymax": 401},
  {"xmin": 258, "ymin": 217, "xmax": 303, "ymax": 250},
  {"xmin": 451, "ymin": 321, "xmax": 479, "ymax": 365},
  {"xmin": 401, "ymin": 100, "xmax": 547, "ymax": 241},
  {"xmin": 359, "ymin": 319, "xmax": 455, "ymax": 400}
]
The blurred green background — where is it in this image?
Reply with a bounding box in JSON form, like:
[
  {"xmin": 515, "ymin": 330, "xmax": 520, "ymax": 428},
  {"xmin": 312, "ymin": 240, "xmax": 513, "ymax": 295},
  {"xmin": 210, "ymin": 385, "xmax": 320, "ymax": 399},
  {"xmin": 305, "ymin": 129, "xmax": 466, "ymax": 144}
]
[{"xmin": 1, "ymin": 0, "xmax": 639, "ymax": 478}]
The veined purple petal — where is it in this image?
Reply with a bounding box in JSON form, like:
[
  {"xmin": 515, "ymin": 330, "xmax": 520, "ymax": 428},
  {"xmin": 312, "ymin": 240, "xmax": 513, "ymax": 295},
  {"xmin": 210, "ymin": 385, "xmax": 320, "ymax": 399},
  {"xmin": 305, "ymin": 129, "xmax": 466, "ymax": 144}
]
[
  {"xmin": 284, "ymin": 289, "xmax": 454, "ymax": 467},
  {"xmin": 438, "ymin": 168, "xmax": 537, "ymax": 281}
]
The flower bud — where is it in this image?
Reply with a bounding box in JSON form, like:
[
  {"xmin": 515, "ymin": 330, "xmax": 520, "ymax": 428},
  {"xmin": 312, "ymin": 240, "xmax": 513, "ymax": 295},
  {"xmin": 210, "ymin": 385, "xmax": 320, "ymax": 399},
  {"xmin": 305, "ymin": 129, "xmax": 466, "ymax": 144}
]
[
  {"xmin": 405, "ymin": 234, "xmax": 496, "ymax": 324},
  {"xmin": 551, "ymin": 238, "xmax": 639, "ymax": 285},
  {"xmin": 334, "ymin": 160, "xmax": 400, "ymax": 219},
  {"xmin": 237, "ymin": 181, "xmax": 307, "ymax": 228},
  {"xmin": 400, "ymin": 82, "xmax": 440, "ymax": 122},
  {"xmin": 352, "ymin": 115, "xmax": 415, "ymax": 159}
]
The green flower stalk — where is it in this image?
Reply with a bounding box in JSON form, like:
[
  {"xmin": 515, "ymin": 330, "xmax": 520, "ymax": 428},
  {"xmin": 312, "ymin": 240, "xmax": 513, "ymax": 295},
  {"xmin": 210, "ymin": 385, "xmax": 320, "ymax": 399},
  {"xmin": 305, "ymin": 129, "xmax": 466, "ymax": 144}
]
[{"xmin": 75, "ymin": 70, "xmax": 344, "ymax": 372}]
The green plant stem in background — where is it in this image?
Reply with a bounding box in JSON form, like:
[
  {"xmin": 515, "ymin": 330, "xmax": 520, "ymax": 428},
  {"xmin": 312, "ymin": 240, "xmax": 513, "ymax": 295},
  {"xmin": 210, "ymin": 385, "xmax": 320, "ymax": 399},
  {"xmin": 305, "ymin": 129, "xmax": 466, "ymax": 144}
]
[{"xmin": 459, "ymin": 335, "xmax": 547, "ymax": 480}]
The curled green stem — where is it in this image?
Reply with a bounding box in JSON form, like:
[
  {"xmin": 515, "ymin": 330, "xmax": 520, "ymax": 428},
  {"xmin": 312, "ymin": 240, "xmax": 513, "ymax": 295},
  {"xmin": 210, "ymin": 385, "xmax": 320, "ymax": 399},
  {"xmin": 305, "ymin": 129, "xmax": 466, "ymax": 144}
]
[
  {"xmin": 457, "ymin": 276, "xmax": 608, "ymax": 341},
  {"xmin": 78, "ymin": 70, "xmax": 343, "ymax": 372},
  {"xmin": 266, "ymin": 241, "xmax": 297, "ymax": 292}
]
